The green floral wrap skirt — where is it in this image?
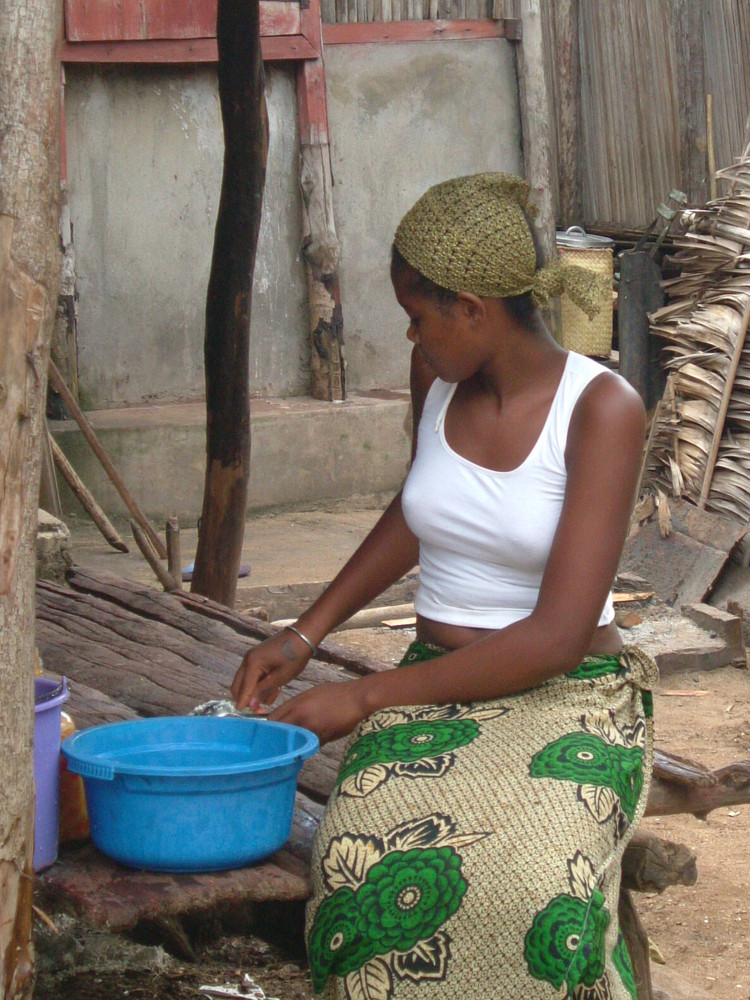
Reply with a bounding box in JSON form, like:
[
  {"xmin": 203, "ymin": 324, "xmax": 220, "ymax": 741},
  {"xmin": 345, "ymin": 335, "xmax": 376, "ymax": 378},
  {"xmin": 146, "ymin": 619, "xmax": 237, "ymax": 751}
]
[{"xmin": 306, "ymin": 644, "xmax": 658, "ymax": 1000}]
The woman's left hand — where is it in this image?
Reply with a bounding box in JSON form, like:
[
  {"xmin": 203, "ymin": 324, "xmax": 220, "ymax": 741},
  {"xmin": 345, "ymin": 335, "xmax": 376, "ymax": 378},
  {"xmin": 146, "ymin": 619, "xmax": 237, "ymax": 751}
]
[{"xmin": 268, "ymin": 680, "xmax": 369, "ymax": 744}]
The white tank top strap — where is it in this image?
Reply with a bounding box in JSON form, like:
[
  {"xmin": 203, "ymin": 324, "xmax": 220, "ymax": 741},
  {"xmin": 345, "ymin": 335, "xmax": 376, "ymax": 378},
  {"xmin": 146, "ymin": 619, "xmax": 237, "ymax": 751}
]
[{"xmin": 433, "ymin": 381, "xmax": 457, "ymax": 432}]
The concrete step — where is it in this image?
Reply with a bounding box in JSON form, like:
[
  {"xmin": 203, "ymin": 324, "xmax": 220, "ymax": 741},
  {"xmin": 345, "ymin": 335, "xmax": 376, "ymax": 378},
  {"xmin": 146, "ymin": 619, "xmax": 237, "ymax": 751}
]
[{"xmin": 50, "ymin": 390, "xmax": 411, "ymax": 521}]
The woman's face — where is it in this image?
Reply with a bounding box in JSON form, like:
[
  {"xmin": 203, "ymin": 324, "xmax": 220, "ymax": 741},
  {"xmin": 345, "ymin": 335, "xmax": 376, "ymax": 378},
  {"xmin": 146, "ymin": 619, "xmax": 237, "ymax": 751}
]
[{"xmin": 392, "ymin": 269, "xmax": 488, "ymax": 383}]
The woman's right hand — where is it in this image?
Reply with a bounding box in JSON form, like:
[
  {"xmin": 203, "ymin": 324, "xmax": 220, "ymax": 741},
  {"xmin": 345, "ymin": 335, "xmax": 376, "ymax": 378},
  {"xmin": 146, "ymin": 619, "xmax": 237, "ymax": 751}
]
[{"xmin": 231, "ymin": 628, "xmax": 314, "ymax": 711}]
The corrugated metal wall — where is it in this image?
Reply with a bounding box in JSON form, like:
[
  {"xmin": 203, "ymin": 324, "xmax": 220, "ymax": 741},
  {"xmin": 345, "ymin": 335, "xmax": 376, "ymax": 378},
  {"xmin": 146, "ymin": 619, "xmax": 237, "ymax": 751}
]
[{"xmin": 321, "ymin": 0, "xmax": 750, "ymax": 230}]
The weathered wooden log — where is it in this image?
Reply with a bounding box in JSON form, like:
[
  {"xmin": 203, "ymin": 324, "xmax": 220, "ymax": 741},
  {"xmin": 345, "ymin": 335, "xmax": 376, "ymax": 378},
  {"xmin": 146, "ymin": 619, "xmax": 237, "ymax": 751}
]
[
  {"xmin": 620, "ymin": 831, "xmax": 697, "ymax": 894},
  {"xmin": 67, "ymin": 567, "xmax": 392, "ymax": 676},
  {"xmin": 48, "ymin": 359, "xmax": 165, "ymax": 559},
  {"xmin": 646, "ymin": 758, "xmax": 750, "ymax": 818}
]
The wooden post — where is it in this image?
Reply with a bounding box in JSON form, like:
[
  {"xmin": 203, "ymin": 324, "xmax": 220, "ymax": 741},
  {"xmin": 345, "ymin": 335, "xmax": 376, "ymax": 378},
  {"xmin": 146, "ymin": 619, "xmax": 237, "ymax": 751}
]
[
  {"xmin": 673, "ymin": 0, "xmax": 708, "ymax": 206},
  {"xmin": 297, "ymin": 0, "xmax": 346, "ymax": 402},
  {"xmin": 0, "ymin": 0, "xmax": 62, "ymax": 994},
  {"xmin": 190, "ymin": 0, "xmax": 269, "ymax": 607},
  {"xmin": 516, "ymin": 0, "xmax": 557, "ymax": 263},
  {"xmin": 165, "ymin": 515, "xmax": 183, "ymax": 591},
  {"xmin": 618, "ymin": 250, "xmax": 665, "ymax": 409},
  {"xmin": 516, "ymin": 0, "xmax": 560, "ymax": 337},
  {"xmin": 554, "ymin": 0, "xmax": 582, "ymax": 228}
]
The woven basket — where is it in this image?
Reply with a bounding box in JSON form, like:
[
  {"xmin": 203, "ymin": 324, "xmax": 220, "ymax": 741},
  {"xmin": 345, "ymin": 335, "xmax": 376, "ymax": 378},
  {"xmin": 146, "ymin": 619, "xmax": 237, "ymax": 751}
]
[{"xmin": 558, "ymin": 244, "xmax": 614, "ymax": 357}]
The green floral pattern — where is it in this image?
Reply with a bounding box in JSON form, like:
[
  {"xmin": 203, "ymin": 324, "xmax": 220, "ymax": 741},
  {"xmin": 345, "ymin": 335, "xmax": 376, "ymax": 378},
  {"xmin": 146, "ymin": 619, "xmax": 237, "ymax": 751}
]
[
  {"xmin": 308, "ymin": 843, "xmax": 467, "ymax": 993},
  {"xmin": 524, "ymin": 890, "xmax": 610, "ymax": 993},
  {"xmin": 359, "ymin": 847, "xmax": 466, "ymax": 953},
  {"xmin": 336, "ymin": 718, "xmax": 480, "ymax": 786},
  {"xmin": 529, "ymin": 732, "xmax": 644, "ymax": 821},
  {"xmin": 307, "ymin": 887, "xmax": 374, "ymax": 990}
]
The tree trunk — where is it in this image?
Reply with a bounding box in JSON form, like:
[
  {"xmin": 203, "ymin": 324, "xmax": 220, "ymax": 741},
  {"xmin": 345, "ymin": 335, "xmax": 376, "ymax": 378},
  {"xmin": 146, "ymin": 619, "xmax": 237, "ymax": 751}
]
[
  {"xmin": 0, "ymin": 0, "xmax": 62, "ymax": 996},
  {"xmin": 190, "ymin": 0, "xmax": 268, "ymax": 607}
]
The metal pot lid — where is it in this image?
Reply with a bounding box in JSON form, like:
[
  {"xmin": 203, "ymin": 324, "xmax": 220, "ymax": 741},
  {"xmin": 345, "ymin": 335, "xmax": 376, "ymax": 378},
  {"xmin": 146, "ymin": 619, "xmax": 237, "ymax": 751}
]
[{"xmin": 556, "ymin": 226, "xmax": 614, "ymax": 249}]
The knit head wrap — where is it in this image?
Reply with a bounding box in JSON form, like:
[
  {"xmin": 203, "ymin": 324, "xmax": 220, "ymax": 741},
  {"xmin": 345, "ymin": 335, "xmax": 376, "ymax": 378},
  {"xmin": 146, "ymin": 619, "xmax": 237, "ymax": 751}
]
[{"xmin": 393, "ymin": 172, "xmax": 607, "ymax": 320}]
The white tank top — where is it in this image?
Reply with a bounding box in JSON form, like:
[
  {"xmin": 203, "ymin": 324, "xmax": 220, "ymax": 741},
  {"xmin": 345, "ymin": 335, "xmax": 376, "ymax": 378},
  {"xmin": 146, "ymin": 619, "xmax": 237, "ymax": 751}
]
[{"xmin": 401, "ymin": 351, "xmax": 616, "ymax": 629}]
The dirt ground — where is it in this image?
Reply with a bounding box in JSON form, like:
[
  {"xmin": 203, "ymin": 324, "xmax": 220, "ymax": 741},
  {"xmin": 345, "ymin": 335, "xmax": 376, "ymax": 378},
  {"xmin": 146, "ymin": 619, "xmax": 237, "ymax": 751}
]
[{"xmin": 35, "ymin": 507, "xmax": 750, "ymax": 999}]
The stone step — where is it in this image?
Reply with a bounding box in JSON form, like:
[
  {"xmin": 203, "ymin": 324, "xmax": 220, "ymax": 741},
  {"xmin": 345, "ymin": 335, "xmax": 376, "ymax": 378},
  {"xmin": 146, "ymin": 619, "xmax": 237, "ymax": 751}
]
[{"xmin": 49, "ymin": 390, "xmax": 411, "ymax": 521}]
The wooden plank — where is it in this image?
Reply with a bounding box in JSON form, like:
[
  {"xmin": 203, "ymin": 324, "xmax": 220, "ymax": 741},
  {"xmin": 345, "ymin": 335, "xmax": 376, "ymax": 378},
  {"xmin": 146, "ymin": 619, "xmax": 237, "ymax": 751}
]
[
  {"xmin": 37, "ymin": 843, "xmax": 309, "ymax": 931},
  {"xmin": 322, "ymin": 17, "xmax": 508, "ymax": 42},
  {"xmin": 64, "ymin": 0, "xmax": 299, "ymax": 42},
  {"xmin": 62, "ymin": 35, "xmax": 320, "ymax": 63}
]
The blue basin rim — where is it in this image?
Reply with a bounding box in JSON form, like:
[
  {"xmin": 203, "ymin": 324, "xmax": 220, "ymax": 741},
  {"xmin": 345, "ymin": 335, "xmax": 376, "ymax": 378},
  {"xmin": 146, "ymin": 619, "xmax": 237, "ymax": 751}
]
[{"xmin": 62, "ymin": 716, "xmax": 319, "ymax": 780}]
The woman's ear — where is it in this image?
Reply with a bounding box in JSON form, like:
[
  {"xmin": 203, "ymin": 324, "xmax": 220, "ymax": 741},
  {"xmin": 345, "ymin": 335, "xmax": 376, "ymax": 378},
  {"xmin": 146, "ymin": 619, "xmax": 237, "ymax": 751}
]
[{"xmin": 455, "ymin": 291, "xmax": 487, "ymax": 324}]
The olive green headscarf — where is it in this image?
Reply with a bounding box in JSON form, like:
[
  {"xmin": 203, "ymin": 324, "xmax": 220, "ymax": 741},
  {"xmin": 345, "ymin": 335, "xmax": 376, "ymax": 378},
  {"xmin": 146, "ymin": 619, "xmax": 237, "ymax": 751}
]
[{"xmin": 393, "ymin": 173, "xmax": 608, "ymax": 320}]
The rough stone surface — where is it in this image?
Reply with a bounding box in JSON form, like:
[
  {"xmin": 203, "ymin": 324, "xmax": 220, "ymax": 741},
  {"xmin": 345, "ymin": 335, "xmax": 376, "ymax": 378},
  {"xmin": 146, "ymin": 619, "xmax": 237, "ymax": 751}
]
[{"xmin": 36, "ymin": 508, "xmax": 73, "ymax": 583}]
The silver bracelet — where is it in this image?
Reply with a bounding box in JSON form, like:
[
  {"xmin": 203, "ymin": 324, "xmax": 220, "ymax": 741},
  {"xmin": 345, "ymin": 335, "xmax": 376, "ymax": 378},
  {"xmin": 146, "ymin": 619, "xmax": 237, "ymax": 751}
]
[{"xmin": 285, "ymin": 624, "xmax": 317, "ymax": 657}]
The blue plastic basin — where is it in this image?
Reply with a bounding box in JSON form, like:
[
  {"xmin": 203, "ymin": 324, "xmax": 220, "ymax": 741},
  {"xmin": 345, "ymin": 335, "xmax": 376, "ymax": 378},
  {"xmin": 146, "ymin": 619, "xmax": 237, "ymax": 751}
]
[{"xmin": 62, "ymin": 716, "xmax": 319, "ymax": 872}]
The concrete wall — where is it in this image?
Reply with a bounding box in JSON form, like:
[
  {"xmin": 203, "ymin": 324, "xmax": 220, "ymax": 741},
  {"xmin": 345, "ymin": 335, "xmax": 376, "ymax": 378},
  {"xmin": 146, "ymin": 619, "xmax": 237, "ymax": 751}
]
[
  {"xmin": 325, "ymin": 40, "xmax": 523, "ymax": 389},
  {"xmin": 64, "ymin": 40, "xmax": 522, "ymax": 409},
  {"xmin": 65, "ymin": 64, "xmax": 309, "ymax": 409}
]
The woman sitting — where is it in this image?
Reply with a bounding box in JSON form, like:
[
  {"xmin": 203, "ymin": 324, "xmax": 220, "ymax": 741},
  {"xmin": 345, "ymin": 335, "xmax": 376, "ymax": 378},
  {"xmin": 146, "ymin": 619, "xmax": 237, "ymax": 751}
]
[{"xmin": 233, "ymin": 172, "xmax": 656, "ymax": 1000}]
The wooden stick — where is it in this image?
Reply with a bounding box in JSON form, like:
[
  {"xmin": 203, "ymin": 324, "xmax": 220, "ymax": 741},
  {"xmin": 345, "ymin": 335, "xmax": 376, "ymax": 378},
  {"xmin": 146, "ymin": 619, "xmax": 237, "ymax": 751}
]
[
  {"xmin": 39, "ymin": 422, "xmax": 62, "ymax": 517},
  {"xmin": 706, "ymin": 92, "xmax": 717, "ymax": 201},
  {"xmin": 129, "ymin": 519, "xmax": 177, "ymax": 592},
  {"xmin": 48, "ymin": 358, "xmax": 167, "ymax": 559},
  {"xmin": 165, "ymin": 515, "xmax": 183, "ymax": 592},
  {"xmin": 49, "ymin": 435, "xmax": 128, "ymax": 552},
  {"xmin": 698, "ymin": 297, "xmax": 750, "ymax": 508}
]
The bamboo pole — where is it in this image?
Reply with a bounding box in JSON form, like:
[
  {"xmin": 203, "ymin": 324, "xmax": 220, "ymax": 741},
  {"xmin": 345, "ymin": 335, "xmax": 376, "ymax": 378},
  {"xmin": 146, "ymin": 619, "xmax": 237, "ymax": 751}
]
[
  {"xmin": 48, "ymin": 358, "xmax": 167, "ymax": 559},
  {"xmin": 49, "ymin": 435, "xmax": 128, "ymax": 552}
]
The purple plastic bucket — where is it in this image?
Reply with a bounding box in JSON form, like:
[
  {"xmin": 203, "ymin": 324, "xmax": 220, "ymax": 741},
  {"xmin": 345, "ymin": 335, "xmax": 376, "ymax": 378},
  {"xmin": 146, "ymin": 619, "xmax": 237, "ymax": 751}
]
[{"xmin": 34, "ymin": 677, "xmax": 69, "ymax": 871}]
